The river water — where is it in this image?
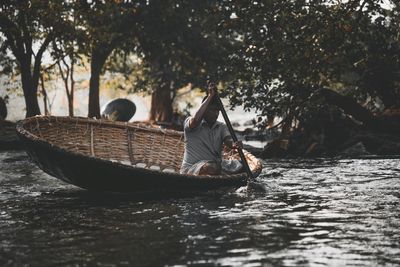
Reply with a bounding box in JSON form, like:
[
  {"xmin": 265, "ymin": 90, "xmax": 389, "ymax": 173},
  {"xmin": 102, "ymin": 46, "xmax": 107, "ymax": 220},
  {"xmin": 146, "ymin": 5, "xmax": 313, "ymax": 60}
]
[{"xmin": 0, "ymin": 150, "xmax": 399, "ymax": 266}]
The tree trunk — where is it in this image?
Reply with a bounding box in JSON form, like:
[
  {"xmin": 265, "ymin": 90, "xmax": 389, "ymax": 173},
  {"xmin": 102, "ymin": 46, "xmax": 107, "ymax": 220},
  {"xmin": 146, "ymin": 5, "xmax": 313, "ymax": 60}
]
[
  {"xmin": 20, "ymin": 59, "xmax": 41, "ymax": 117},
  {"xmin": 320, "ymin": 88, "xmax": 400, "ymax": 135},
  {"xmin": 69, "ymin": 59, "xmax": 74, "ymax": 117},
  {"xmin": 149, "ymin": 83, "xmax": 174, "ymax": 122},
  {"xmin": 67, "ymin": 90, "xmax": 74, "ymax": 117},
  {"xmin": 88, "ymin": 46, "xmax": 111, "ymax": 118},
  {"xmin": 40, "ymin": 73, "xmax": 49, "ymax": 115},
  {"xmin": 58, "ymin": 57, "xmax": 75, "ymax": 117},
  {"xmin": 88, "ymin": 64, "xmax": 101, "ymax": 118}
]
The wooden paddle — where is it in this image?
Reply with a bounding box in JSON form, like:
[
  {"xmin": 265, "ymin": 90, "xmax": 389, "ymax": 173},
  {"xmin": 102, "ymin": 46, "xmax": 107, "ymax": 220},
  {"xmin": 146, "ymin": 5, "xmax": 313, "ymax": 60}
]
[{"xmin": 214, "ymin": 90, "xmax": 254, "ymax": 181}]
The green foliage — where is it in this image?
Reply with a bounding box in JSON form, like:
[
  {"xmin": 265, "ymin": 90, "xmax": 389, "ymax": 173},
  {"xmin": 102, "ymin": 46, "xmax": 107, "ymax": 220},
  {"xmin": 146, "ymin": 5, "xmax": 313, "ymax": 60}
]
[
  {"xmin": 218, "ymin": 0, "xmax": 400, "ymax": 127},
  {"xmin": 107, "ymin": 0, "xmax": 235, "ymax": 94},
  {"xmin": 103, "ymin": 0, "xmax": 238, "ymax": 120},
  {"xmin": 1, "ymin": 0, "xmax": 399, "ymax": 123},
  {"xmin": 73, "ymin": 1, "xmax": 141, "ymax": 58}
]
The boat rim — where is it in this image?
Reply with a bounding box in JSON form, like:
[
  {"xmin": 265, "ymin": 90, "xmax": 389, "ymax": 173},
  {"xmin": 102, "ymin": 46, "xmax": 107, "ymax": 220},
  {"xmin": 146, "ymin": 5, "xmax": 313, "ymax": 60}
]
[{"xmin": 16, "ymin": 115, "xmax": 262, "ymax": 180}]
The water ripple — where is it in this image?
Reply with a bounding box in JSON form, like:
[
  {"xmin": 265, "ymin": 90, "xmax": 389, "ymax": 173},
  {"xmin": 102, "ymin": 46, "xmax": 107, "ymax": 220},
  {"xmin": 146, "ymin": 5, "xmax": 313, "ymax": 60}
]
[{"xmin": 0, "ymin": 151, "xmax": 399, "ymax": 266}]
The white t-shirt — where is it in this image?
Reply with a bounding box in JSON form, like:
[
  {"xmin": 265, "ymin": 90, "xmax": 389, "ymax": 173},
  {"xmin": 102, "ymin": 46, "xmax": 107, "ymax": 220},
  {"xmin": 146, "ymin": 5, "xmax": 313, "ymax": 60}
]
[{"xmin": 180, "ymin": 117, "xmax": 230, "ymax": 172}]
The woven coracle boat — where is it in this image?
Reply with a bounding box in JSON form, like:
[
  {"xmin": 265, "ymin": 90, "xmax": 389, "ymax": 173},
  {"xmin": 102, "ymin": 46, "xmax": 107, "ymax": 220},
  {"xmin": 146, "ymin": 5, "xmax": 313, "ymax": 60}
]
[{"xmin": 16, "ymin": 116, "xmax": 263, "ymax": 192}]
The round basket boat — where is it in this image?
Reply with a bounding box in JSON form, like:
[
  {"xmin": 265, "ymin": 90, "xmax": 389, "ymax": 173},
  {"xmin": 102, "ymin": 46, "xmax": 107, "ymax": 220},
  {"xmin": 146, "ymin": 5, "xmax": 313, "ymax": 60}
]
[{"xmin": 16, "ymin": 116, "xmax": 263, "ymax": 193}]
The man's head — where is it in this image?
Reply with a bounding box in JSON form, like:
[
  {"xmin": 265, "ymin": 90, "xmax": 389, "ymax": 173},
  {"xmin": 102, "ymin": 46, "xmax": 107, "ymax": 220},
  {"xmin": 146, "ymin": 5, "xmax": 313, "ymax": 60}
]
[{"xmin": 202, "ymin": 95, "xmax": 220, "ymax": 125}]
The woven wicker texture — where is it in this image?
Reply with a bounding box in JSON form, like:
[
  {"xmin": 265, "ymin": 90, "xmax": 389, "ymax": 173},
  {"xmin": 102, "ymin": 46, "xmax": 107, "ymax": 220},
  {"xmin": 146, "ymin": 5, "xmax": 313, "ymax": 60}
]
[{"xmin": 20, "ymin": 116, "xmax": 261, "ymax": 175}]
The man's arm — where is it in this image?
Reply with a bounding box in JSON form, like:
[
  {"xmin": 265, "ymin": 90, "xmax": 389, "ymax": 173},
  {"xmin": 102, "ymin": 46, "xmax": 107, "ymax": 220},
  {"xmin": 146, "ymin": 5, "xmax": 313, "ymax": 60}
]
[{"xmin": 188, "ymin": 82, "xmax": 216, "ymax": 129}]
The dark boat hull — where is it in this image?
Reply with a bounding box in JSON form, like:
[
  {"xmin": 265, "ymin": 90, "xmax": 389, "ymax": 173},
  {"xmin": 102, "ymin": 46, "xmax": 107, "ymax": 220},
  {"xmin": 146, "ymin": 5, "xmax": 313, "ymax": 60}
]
[{"xmin": 18, "ymin": 132, "xmax": 247, "ymax": 193}]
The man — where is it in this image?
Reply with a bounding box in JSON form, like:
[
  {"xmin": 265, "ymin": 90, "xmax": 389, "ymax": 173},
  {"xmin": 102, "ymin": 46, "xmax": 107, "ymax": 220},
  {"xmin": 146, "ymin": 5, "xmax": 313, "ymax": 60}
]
[{"xmin": 180, "ymin": 82, "xmax": 243, "ymax": 175}]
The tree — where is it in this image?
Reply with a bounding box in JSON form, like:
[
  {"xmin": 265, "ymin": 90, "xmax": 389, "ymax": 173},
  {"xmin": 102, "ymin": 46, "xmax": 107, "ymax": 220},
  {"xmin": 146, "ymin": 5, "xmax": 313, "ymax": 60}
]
[
  {"xmin": 0, "ymin": 0, "xmax": 68, "ymax": 117},
  {"xmin": 49, "ymin": 5, "xmax": 82, "ymax": 117},
  {"xmin": 129, "ymin": 0, "xmax": 235, "ymax": 122},
  {"xmin": 57, "ymin": 55, "xmax": 76, "ymax": 116},
  {"xmin": 74, "ymin": 1, "xmax": 141, "ymax": 118},
  {"xmin": 219, "ymin": 0, "xmax": 400, "ymax": 133}
]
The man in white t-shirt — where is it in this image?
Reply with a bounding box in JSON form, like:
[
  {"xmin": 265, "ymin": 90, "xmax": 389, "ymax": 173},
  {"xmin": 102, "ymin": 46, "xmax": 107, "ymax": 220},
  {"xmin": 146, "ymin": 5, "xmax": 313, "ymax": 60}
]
[{"xmin": 180, "ymin": 82, "xmax": 243, "ymax": 175}]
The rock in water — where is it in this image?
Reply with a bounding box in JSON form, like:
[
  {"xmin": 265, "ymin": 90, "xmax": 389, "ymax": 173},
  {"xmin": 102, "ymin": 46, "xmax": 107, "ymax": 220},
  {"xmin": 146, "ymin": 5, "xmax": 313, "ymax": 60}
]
[
  {"xmin": 101, "ymin": 98, "xmax": 136, "ymax": 122},
  {"xmin": 0, "ymin": 97, "xmax": 7, "ymax": 120},
  {"xmin": 341, "ymin": 142, "xmax": 371, "ymax": 157}
]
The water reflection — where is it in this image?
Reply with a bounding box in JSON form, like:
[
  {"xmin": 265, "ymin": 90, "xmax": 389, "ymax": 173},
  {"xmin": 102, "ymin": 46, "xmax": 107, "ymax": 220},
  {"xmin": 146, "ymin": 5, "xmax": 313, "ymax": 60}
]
[{"xmin": 0, "ymin": 151, "xmax": 399, "ymax": 266}]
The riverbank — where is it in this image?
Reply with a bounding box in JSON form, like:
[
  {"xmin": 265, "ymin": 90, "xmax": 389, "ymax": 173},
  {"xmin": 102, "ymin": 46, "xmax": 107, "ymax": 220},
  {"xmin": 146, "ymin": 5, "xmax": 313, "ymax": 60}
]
[{"xmin": 3, "ymin": 117, "xmax": 400, "ymax": 159}]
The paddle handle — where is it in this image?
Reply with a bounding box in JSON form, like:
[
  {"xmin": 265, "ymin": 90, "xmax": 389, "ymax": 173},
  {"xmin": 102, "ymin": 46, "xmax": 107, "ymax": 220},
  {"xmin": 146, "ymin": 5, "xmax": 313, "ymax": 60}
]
[{"xmin": 215, "ymin": 93, "xmax": 253, "ymax": 180}]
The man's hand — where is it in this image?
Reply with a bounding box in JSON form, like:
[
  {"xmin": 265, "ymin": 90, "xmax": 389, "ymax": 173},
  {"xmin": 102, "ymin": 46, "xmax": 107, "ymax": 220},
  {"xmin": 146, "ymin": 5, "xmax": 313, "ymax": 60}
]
[
  {"xmin": 232, "ymin": 140, "xmax": 243, "ymax": 150},
  {"xmin": 224, "ymin": 137, "xmax": 243, "ymax": 150},
  {"xmin": 207, "ymin": 81, "xmax": 217, "ymax": 97}
]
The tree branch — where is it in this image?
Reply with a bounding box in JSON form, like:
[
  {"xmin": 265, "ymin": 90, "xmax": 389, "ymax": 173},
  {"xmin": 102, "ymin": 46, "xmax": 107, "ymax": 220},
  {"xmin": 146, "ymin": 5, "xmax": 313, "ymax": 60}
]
[
  {"xmin": 32, "ymin": 31, "xmax": 54, "ymax": 91},
  {"xmin": 319, "ymin": 88, "xmax": 400, "ymax": 135},
  {"xmin": 18, "ymin": 11, "xmax": 33, "ymax": 57},
  {"xmin": 0, "ymin": 14, "xmax": 24, "ymax": 61}
]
